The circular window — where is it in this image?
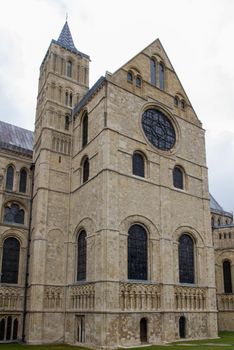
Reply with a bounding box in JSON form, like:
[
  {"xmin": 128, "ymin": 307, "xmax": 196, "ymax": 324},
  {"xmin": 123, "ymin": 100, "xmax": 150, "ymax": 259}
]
[{"xmin": 142, "ymin": 108, "xmax": 176, "ymax": 150}]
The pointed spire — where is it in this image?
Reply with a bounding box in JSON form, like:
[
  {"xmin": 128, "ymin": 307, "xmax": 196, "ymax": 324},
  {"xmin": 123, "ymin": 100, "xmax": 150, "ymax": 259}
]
[{"xmin": 57, "ymin": 21, "xmax": 78, "ymax": 53}]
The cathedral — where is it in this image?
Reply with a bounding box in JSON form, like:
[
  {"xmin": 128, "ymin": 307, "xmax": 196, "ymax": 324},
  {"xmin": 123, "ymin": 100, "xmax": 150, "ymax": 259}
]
[{"xmin": 0, "ymin": 21, "xmax": 233, "ymax": 348}]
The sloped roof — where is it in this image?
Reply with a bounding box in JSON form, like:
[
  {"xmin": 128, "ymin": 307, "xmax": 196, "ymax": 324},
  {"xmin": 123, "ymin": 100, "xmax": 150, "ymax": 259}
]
[
  {"xmin": 210, "ymin": 194, "xmax": 223, "ymax": 212},
  {"xmin": 0, "ymin": 120, "xmax": 34, "ymax": 156},
  {"xmin": 73, "ymin": 76, "xmax": 105, "ymax": 117},
  {"xmin": 52, "ymin": 21, "xmax": 89, "ymax": 59}
]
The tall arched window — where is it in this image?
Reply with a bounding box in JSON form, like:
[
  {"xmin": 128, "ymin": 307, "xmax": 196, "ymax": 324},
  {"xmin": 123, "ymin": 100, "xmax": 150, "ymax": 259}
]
[
  {"xmin": 150, "ymin": 58, "xmax": 156, "ymax": 86},
  {"xmin": 128, "ymin": 224, "xmax": 147, "ymax": 280},
  {"xmin": 223, "ymin": 260, "xmax": 232, "ymax": 293},
  {"xmin": 65, "ymin": 91, "xmax": 69, "ymax": 106},
  {"xmin": 173, "ymin": 166, "xmax": 183, "ymax": 189},
  {"xmin": 65, "ymin": 115, "xmax": 70, "ymax": 130},
  {"xmin": 77, "ymin": 231, "xmax": 87, "ymax": 281},
  {"xmin": 0, "ymin": 316, "xmax": 18, "ymax": 341},
  {"xmin": 132, "ymin": 152, "xmax": 145, "ymax": 177},
  {"xmin": 67, "ymin": 60, "xmax": 72, "ymax": 78},
  {"xmin": 4, "ymin": 203, "xmax": 25, "ymax": 225},
  {"xmin": 69, "ymin": 92, "xmax": 73, "ymax": 107},
  {"xmin": 83, "ymin": 157, "xmax": 89, "ymax": 183},
  {"xmin": 159, "ymin": 63, "xmax": 165, "ymax": 90},
  {"xmin": 19, "ymin": 169, "xmax": 27, "ymax": 193},
  {"xmin": 6, "ymin": 166, "xmax": 14, "ymax": 191},
  {"xmin": 1, "ymin": 237, "xmax": 20, "ymax": 284},
  {"xmin": 179, "ymin": 234, "xmax": 195, "ymax": 284},
  {"xmin": 211, "ymin": 216, "xmax": 214, "ymax": 227},
  {"xmin": 82, "ymin": 112, "xmax": 88, "ymax": 147}
]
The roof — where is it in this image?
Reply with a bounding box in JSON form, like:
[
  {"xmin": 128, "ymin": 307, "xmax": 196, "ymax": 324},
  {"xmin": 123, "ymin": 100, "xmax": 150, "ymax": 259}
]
[
  {"xmin": 210, "ymin": 194, "xmax": 223, "ymax": 212},
  {"xmin": 0, "ymin": 120, "xmax": 34, "ymax": 156},
  {"xmin": 52, "ymin": 21, "xmax": 89, "ymax": 59},
  {"xmin": 210, "ymin": 193, "xmax": 232, "ymax": 217},
  {"xmin": 73, "ymin": 76, "xmax": 106, "ymax": 117}
]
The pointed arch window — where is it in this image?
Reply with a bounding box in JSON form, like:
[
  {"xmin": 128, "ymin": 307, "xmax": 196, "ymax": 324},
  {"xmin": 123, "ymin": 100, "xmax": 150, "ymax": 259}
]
[
  {"xmin": 173, "ymin": 166, "xmax": 184, "ymax": 189},
  {"xmin": 83, "ymin": 157, "xmax": 89, "ymax": 183},
  {"xmin": 159, "ymin": 63, "xmax": 165, "ymax": 90},
  {"xmin": 19, "ymin": 169, "xmax": 27, "ymax": 193},
  {"xmin": 67, "ymin": 60, "xmax": 72, "ymax": 78},
  {"xmin": 150, "ymin": 58, "xmax": 156, "ymax": 86},
  {"xmin": 128, "ymin": 224, "xmax": 147, "ymax": 280},
  {"xmin": 69, "ymin": 92, "xmax": 73, "ymax": 107},
  {"xmin": 77, "ymin": 230, "xmax": 87, "ymax": 281},
  {"xmin": 223, "ymin": 260, "xmax": 232, "ymax": 293},
  {"xmin": 179, "ymin": 234, "xmax": 195, "ymax": 284},
  {"xmin": 4, "ymin": 203, "xmax": 25, "ymax": 225},
  {"xmin": 6, "ymin": 166, "xmax": 14, "ymax": 191},
  {"xmin": 1, "ymin": 237, "xmax": 20, "ymax": 284},
  {"xmin": 132, "ymin": 152, "xmax": 145, "ymax": 177},
  {"xmin": 82, "ymin": 112, "xmax": 88, "ymax": 147}
]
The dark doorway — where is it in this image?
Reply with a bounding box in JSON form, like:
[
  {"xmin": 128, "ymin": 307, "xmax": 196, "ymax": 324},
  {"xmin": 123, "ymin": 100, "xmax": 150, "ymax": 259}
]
[
  {"xmin": 140, "ymin": 318, "xmax": 147, "ymax": 343},
  {"xmin": 179, "ymin": 316, "xmax": 186, "ymax": 338}
]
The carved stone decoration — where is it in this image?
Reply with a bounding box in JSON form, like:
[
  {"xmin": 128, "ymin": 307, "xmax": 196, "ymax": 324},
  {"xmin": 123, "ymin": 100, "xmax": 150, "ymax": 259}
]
[
  {"xmin": 70, "ymin": 283, "xmax": 95, "ymax": 310},
  {"xmin": 44, "ymin": 286, "xmax": 64, "ymax": 310},
  {"xmin": 218, "ymin": 294, "xmax": 234, "ymax": 310},
  {"xmin": 0, "ymin": 286, "xmax": 24, "ymax": 310},
  {"xmin": 174, "ymin": 286, "xmax": 207, "ymax": 311},
  {"xmin": 120, "ymin": 282, "xmax": 161, "ymax": 311}
]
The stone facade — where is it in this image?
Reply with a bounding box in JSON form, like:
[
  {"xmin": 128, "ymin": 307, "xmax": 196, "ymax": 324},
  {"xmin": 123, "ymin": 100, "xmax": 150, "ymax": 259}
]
[{"xmin": 0, "ymin": 21, "xmax": 232, "ymax": 348}]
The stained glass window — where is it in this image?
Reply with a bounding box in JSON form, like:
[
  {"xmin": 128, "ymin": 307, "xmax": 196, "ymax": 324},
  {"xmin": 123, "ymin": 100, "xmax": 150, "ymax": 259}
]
[
  {"xmin": 83, "ymin": 158, "xmax": 89, "ymax": 183},
  {"xmin": 19, "ymin": 169, "xmax": 27, "ymax": 193},
  {"xmin": 4, "ymin": 203, "xmax": 25, "ymax": 225},
  {"xmin": 173, "ymin": 166, "xmax": 183, "ymax": 189},
  {"xmin": 150, "ymin": 59, "xmax": 156, "ymax": 86},
  {"xmin": 128, "ymin": 224, "xmax": 147, "ymax": 280},
  {"xmin": 142, "ymin": 109, "xmax": 176, "ymax": 151},
  {"xmin": 1, "ymin": 238, "xmax": 20, "ymax": 284},
  {"xmin": 223, "ymin": 261, "xmax": 232, "ymax": 293},
  {"xmin": 82, "ymin": 112, "xmax": 88, "ymax": 147},
  {"xmin": 179, "ymin": 234, "xmax": 194, "ymax": 284},
  {"xmin": 132, "ymin": 153, "xmax": 145, "ymax": 177},
  {"xmin": 77, "ymin": 231, "xmax": 87, "ymax": 281},
  {"xmin": 6, "ymin": 166, "xmax": 14, "ymax": 191}
]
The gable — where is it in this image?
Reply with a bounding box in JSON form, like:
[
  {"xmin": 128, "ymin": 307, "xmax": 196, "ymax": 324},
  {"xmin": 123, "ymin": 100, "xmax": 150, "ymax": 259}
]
[{"xmin": 109, "ymin": 39, "xmax": 201, "ymax": 126}]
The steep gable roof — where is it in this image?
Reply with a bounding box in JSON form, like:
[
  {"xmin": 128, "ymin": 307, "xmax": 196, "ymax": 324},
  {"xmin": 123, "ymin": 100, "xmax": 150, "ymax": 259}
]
[{"xmin": 0, "ymin": 120, "xmax": 34, "ymax": 156}]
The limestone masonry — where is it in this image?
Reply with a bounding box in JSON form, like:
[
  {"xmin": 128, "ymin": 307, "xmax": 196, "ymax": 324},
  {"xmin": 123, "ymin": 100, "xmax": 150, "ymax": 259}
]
[{"xmin": 0, "ymin": 22, "xmax": 233, "ymax": 348}]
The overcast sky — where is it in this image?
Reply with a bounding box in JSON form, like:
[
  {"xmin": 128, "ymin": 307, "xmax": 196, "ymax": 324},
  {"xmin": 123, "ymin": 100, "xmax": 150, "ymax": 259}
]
[{"xmin": 0, "ymin": 0, "xmax": 234, "ymax": 212}]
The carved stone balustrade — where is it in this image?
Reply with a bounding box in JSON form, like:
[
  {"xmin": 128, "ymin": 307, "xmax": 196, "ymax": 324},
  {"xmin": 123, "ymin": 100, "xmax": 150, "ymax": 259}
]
[
  {"xmin": 217, "ymin": 293, "xmax": 234, "ymax": 310},
  {"xmin": 44, "ymin": 286, "xmax": 63, "ymax": 310},
  {"xmin": 120, "ymin": 282, "xmax": 161, "ymax": 311},
  {"xmin": 175, "ymin": 286, "xmax": 207, "ymax": 311},
  {"xmin": 0, "ymin": 286, "xmax": 24, "ymax": 311},
  {"xmin": 69, "ymin": 283, "xmax": 95, "ymax": 310}
]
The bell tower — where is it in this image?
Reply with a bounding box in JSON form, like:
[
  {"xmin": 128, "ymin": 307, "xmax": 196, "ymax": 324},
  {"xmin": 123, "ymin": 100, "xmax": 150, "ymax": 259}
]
[{"xmin": 27, "ymin": 22, "xmax": 90, "ymax": 343}]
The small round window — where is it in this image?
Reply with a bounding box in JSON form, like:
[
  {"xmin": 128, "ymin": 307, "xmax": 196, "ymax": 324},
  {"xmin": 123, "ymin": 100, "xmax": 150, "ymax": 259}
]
[{"xmin": 142, "ymin": 108, "xmax": 176, "ymax": 151}]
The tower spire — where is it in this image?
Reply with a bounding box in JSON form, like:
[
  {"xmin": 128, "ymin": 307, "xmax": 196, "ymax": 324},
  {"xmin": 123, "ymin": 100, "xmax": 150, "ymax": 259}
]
[{"xmin": 57, "ymin": 21, "xmax": 77, "ymax": 53}]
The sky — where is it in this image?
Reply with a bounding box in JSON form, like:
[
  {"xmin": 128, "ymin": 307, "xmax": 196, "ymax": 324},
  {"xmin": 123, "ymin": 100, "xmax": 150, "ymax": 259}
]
[{"xmin": 0, "ymin": 0, "xmax": 234, "ymax": 212}]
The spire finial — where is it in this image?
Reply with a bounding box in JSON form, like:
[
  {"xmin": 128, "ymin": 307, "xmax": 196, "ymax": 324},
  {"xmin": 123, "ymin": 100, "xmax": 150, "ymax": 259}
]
[{"xmin": 66, "ymin": 12, "xmax": 68, "ymax": 21}]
